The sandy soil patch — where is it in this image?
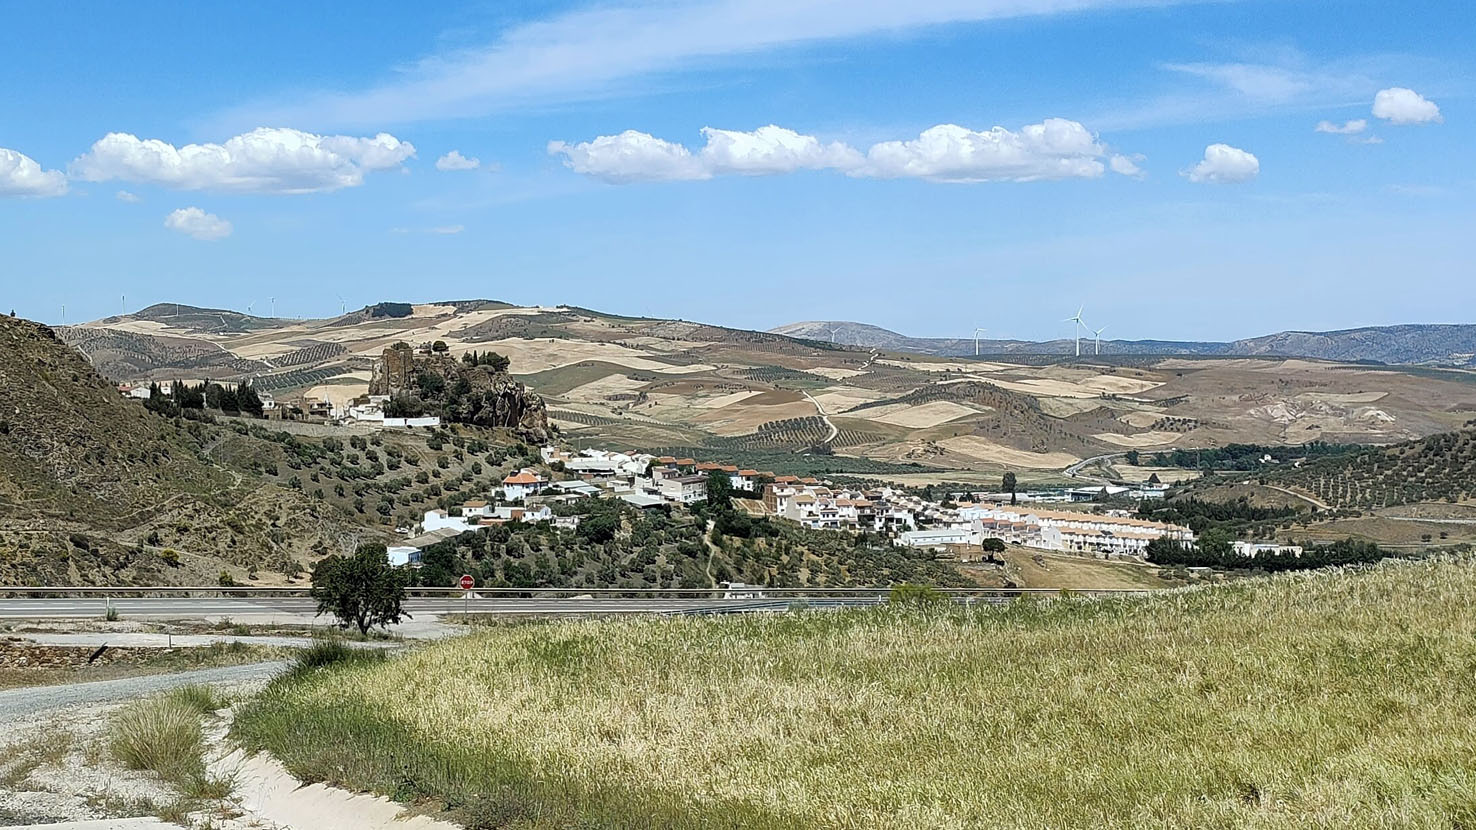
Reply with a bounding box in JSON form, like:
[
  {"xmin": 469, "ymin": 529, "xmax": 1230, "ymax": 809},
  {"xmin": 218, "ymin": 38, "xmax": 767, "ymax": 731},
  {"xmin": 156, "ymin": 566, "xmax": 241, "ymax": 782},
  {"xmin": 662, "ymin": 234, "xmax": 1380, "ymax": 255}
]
[
  {"xmin": 459, "ymin": 338, "xmax": 714, "ymax": 375},
  {"xmin": 694, "ymin": 390, "xmax": 764, "ymax": 409},
  {"xmin": 806, "ymin": 366, "xmax": 870, "ymax": 381},
  {"xmin": 1112, "ymin": 465, "xmax": 1201, "ymax": 484},
  {"xmin": 811, "ymin": 387, "xmax": 891, "ymax": 413},
  {"xmin": 1117, "ymin": 411, "xmax": 1164, "ymax": 428},
  {"xmin": 986, "ymin": 377, "xmax": 1104, "ymax": 399},
  {"xmin": 938, "ymin": 436, "xmax": 1080, "ymax": 468},
  {"xmin": 87, "ymin": 319, "xmax": 218, "ymax": 340},
  {"xmin": 1079, "ymin": 375, "xmax": 1164, "ymax": 395},
  {"xmin": 561, "ymin": 373, "xmax": 649, "ymax": 403},
  {"xmin": 1039, "ymin": 398, "xmax": 1110, "ymax": 417},
  {"xmin": 1092, "ymin": 431, "xmax": 1182, "ymax": 447},
  {"xmin": 866, "ymin": 400, "xmax": 980, "ymax": 429},
  {"xmin": 304, "ymin": 382, "xmax": 368, "ymax": 408},
  {"xmin": 692, "ymin": 399, "xmax": 816, "ymax": 436},
  {"xmin": 1302, "ymin": 391, "xmax": 1390, "ymax": 404}
]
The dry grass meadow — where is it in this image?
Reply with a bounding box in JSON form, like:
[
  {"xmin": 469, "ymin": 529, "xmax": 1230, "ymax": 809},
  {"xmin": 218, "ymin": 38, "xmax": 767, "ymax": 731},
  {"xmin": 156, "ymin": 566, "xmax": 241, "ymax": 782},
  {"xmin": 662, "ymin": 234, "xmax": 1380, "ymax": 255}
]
[{"xmin": 234, "ymin": 558, "xmax": 1476, "ymax": 829}]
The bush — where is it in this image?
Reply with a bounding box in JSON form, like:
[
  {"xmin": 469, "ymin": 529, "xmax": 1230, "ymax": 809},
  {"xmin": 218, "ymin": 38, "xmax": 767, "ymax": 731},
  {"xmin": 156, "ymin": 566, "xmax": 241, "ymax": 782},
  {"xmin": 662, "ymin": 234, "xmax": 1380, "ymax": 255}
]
[
  {"xmin": 292, "ymin": 639, "xmax": 388, "ymax": 674},
  {"xmin": 888, "ymin": 583, "xmax": 949, "ymax": 605}
]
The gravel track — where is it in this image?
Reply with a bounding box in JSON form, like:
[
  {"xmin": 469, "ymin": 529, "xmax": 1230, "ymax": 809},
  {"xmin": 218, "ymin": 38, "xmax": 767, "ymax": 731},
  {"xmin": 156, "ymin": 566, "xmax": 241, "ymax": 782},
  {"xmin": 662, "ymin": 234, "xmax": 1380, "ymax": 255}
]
[{"xmin": 0, "ymin": 661, "xmax": 287, "ymax": 721}]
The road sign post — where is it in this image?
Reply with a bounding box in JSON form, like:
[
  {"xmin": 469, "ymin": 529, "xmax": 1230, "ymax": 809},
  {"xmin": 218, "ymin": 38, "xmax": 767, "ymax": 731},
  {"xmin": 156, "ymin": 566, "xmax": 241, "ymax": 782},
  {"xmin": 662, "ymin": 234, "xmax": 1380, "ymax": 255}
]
[{"xmin": 459, "ymin": 574, "xmax": 474, "ymax": 618}]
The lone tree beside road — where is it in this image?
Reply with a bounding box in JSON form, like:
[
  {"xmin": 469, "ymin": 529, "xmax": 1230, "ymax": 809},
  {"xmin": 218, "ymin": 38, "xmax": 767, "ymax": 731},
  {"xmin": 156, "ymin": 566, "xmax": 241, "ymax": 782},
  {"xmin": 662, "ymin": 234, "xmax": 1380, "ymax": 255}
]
[{"xmin": 310, "ymin": 542, "xmax": 409, "ymax": 635}]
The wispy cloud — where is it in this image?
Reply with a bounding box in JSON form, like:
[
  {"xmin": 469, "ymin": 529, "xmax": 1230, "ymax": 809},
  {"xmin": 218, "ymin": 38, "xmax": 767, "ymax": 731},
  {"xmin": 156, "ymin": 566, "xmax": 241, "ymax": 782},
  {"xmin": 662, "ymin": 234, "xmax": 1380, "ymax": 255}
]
[
  {"xmin": 1092, "ymin": 49, "xmax": 1410, "ymax": 131},
  {"xmin": 215, "ymin": 0, "xmax": 1212, "ymax": 130}
]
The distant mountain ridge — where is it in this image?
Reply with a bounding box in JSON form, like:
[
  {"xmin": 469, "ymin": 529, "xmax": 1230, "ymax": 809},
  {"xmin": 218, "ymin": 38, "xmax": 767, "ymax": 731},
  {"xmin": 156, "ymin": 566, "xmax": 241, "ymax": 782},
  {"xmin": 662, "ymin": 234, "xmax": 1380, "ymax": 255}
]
[{"xmin": 770, "ymin": 321, "xmax": 1476, "ymax": 367}]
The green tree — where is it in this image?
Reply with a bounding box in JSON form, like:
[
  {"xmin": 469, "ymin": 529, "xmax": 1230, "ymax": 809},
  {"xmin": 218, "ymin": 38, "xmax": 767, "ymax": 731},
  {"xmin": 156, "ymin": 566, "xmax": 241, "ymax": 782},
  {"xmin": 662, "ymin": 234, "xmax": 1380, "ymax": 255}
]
[
  {"xmin": 310, "ymin": 543, "xmax": 410, "ymax": 635},
  {"xmin": 705, "ymin": 471, "xmax": 734, "ymax": 512},
  {"xmin": 578, "ymin": 513, "xmax": 619, "ymax": 544},
  {"xmin": 236, "ymin": 382, "xmax": 265, "ymax": 417},
  {"xmin": 1002, "ymin": 472, "xmax": 1018, "ymax": 505}
]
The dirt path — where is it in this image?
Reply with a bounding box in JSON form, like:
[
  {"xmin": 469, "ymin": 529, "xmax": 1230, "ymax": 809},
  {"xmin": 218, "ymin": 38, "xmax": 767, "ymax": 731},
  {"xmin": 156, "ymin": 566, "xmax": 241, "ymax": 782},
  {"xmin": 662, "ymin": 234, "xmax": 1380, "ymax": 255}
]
[
  {"xmin": 1259, "ymin": 483, "xmax": 1331, "ymax": 511},
  {"xmin": 0, "ymin": 661, "xmax": 286, "ymax": 721},
  {"xmin": 802, "ymin": 391, "xmax": 839, "ymax": 444}
]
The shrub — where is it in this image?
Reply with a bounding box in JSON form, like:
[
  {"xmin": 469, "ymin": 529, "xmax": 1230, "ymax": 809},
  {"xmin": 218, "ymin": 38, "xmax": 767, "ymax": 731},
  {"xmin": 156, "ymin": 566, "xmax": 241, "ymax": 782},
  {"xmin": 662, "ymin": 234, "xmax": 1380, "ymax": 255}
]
[{"xmin": 888, "ymin": 583, "xmax": 949, "ymax": 605}]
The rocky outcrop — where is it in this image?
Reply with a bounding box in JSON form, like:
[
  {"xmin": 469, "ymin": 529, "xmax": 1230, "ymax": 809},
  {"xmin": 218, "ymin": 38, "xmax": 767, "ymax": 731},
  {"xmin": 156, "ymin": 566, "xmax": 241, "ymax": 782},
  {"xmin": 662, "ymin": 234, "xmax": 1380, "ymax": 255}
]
[{"xmin": 369, "ymin": 344, "xmax": 551, "ymax": 443}]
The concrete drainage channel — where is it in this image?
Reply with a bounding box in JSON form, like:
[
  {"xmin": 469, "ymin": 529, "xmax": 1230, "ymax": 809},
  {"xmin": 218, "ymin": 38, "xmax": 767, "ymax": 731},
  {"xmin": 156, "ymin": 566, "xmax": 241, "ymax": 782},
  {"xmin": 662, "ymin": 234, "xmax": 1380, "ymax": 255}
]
[{"xmin": 199, "ymin": 714, "xmax": 461, "ymax": 830}]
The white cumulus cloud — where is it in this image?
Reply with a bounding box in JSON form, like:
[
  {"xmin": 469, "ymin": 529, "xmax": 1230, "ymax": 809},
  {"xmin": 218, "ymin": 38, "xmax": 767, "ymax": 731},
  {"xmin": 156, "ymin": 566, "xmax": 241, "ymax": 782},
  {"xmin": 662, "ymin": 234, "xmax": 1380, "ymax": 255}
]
[
  {"xmin": 855, "ymin": 119, "xmax": 1107, "ymax": 182},
  {"xmin": 436, "ymin": 150, "xmax": 480, "ymax": 171},
  {"xmin": 1184, "ymin": 144, "xmax": 1259, "ymax": 184},
  {"xmin": 549, "ymin": 130, "xmax": 710, "ymax": 182},
  {"xmin": 1314, "ymin": 118, "xmax": 1367, "ymax": 134},
  {"xmin": 1372, "ymin": 87, "xmax": 1442, "ymax": 125},
  {"xmin": 1109, "ymin": 154, "xmax": 1145, "ymax": 177},
  {"xmin": 116, "ymin": 189, "xmax": 141, "ymax": 202},
  {"xmin": 72, "ymin": 127, "xmax": 415, "ymax": 194},
  {"xmin": 551, "ymin": 120, "xmax": 1129, "ymax": 184},
  {"xmin": 698, "ymin": 125, "xmax": 862, "ymax": 175},
  {"xmin": 164, "ymin": 207, "xmax": 233, "ymax": 240},
  {"xmin": 0, "ymin": 147, "xmax": 68, "ymax": 198}
]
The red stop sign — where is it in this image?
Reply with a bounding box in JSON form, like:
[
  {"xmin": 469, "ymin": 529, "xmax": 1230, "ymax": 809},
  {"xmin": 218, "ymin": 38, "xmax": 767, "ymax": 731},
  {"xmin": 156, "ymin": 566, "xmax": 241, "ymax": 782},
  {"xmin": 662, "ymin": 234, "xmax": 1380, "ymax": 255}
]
[{"xmin": 458, "ymin": 574, "xmax": 475, "ymax": 591}]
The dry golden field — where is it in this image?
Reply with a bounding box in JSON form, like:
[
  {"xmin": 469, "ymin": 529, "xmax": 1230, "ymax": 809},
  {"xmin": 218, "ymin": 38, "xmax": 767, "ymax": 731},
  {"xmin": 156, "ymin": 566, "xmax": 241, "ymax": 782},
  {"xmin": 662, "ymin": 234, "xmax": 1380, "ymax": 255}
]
[{"xmin": 236, "ymin": 557, "xmax": 1476, "ymax": 829}]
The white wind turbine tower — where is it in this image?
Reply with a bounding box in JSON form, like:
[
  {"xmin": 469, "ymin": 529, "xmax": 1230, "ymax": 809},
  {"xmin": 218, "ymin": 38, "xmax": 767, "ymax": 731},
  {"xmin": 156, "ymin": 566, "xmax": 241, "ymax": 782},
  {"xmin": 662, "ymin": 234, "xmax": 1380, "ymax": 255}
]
[
  {"xmin": 1064, "ymin": 306, "xmax": 1087, "ymax": 357},
  {"xmin": 830, "ymin": 325, "xmax": 843, "ymax": 344},
  {"xmin": 336, "ymin": 294, "xmax": 347, "ymax": 316},
  {"xmin": 974, "ymin": 327, "xmax": 987, "ymax": 356},
  {"xmin": 1093, "ymin": 325, "xmax": 1107, "ymax": 355}
]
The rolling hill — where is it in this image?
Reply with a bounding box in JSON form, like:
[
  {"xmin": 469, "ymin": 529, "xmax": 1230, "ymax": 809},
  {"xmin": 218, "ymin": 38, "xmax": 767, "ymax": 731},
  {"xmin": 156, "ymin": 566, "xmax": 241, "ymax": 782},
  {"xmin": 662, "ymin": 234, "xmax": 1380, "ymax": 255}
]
[
  {"xmin": 53, "ymin": 301, "xmax": 1476, "ymax": 485},
  {"xmin": 772, "ymin": 320, "xmax": 1476, "ymax": 366}
]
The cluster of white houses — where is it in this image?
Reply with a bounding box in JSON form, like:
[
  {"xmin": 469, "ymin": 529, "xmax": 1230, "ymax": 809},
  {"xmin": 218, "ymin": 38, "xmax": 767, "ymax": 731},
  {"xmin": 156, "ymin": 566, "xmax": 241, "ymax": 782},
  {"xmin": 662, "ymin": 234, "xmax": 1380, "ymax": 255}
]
[
  {"xmin": 382, "ymin": 444, "xmax": 1195, "ymax": 566},
  {"xmin": 763, "ymin": 480, "xmax": 1193, "ymax": 558}
]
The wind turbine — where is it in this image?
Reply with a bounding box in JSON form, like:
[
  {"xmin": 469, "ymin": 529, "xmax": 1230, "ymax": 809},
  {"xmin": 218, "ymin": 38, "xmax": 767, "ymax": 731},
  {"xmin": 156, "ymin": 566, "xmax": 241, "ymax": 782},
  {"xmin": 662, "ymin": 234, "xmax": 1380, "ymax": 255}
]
[
  {"xmin": 973, "ymin": 328, "xmax": 987, "ymax": 356},
  {"xmin": 829, "ymin": 326, "xmax": 843, "ymax": 344},
  {"xmin": 336, "ymin": 294, "xmax": 347, "ymax": 316},
  {"xmin": 269, "ymin": 297, "xmax": 276, "ymax": 318},
  {"xmin": 1093, "ymin": 325, "xmax": 1107, "ymax": 356},
  {"xmin": 1064, "ymin": 306, "xmax": 1087, "ymax": 357},
  {"xmin": 246, "ymin": 301, "xmax": 255, "ymax": 316}
]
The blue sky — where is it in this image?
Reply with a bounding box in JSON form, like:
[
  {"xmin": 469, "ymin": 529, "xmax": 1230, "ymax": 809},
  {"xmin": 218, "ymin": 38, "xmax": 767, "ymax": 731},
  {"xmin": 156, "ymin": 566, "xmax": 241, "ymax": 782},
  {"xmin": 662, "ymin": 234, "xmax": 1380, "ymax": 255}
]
[{"xmin": 1, "ymin": 0, "xmax": 1471, "ymax": 341}]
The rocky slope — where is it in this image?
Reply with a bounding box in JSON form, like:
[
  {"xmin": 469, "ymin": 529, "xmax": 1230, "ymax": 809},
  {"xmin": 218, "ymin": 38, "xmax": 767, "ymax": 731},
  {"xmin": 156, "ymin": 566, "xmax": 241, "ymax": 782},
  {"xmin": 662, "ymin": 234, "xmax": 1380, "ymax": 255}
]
[
  {"xmin": 369, "ymin": 343, "xmax": 551, "ymax": 443},
  {"xmin": 0, "ymin": 316, "xmax": 355, "ymax": 586}
]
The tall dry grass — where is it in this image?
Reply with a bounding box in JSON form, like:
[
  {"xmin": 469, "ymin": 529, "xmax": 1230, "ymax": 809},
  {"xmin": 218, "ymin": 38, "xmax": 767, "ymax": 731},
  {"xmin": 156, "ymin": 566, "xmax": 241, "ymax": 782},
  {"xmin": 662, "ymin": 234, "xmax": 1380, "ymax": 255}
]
[
  {"xmin": 110, "ymin": 685, "xmax": 231, "ymax": 800},
  {"xmin": 234, "ymin": 558, "xmax": 1476, "ymax": 829}
]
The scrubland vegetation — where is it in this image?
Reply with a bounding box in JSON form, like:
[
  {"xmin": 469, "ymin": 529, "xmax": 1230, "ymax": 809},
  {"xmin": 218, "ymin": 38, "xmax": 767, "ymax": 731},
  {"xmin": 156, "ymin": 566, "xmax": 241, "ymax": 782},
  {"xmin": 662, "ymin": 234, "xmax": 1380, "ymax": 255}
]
[{"xmin": 235, "ymin": 557, "xmax": 1476, "ymax": 829}]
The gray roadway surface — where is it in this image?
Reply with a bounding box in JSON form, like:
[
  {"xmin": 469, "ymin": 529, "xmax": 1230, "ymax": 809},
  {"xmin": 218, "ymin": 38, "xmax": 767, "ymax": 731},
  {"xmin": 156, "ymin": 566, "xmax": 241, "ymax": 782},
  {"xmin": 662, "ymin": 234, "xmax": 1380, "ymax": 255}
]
[
  {"xmin": 0, "ymin": 661, "xmax": 288, "ymax": 720},
  {"xmin": 0, "ymin": 596, "xmax": 884, "ymax": 620}
]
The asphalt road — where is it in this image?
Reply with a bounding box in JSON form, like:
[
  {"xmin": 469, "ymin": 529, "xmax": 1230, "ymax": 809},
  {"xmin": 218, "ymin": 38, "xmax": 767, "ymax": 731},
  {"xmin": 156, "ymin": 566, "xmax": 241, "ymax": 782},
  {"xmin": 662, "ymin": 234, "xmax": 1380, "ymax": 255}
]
[
  {"xmin": 0, "ymin": 596, "xmax": 885, "ymax": 620},
  {"xmin": 0, "ymin": 660, "xmax": 288, "ymax": 720}
]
